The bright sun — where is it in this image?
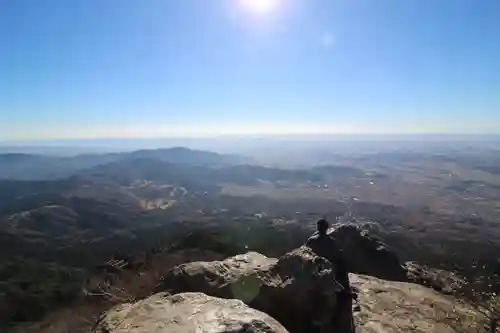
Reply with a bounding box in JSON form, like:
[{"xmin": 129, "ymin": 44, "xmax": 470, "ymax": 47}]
[{"xmin": 239, "ymin": 0, "xmax": 280, "ymax": 15}]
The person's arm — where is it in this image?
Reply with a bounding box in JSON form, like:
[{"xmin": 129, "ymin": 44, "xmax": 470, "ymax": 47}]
[{"xmin": 305, "ymin": 235, "xmax": 317, "ymax": 247}]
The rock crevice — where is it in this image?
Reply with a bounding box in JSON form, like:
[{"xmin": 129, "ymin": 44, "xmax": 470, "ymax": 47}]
[{"xmin": 160, "ymin": 246, "xmax": 342, "ymax": 332}]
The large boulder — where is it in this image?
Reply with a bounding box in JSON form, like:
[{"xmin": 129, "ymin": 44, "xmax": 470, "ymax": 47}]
[
  {"xmin": 351, "ymin": 273, "xmax": 485, "ymax": 333},
  {"xmin": 160, "ymin": 246, "xmax": 344, "ymax": 332},
  {"xmin": 93, "ymin": 292, "xmax": 289, "ymax": 333},
  {"xmin": 328, "ymin": 224, "xmax": 408, "ymax": 281}
]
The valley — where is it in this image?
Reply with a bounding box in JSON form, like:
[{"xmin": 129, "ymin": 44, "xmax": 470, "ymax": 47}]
[{"xmin": 0, "ymin": 145, "xmax": 499, "ymax": 331}]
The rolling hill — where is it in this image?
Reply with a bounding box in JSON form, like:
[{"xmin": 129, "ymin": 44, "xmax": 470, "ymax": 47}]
[{"xmin": 0, "ymin": 147, "xmax": 253, "ymax": 180}]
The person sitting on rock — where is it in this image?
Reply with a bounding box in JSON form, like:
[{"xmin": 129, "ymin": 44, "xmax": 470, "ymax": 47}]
[{"xmin": 306, "ymin": 218, "xmax": 355, "ymax": 332}]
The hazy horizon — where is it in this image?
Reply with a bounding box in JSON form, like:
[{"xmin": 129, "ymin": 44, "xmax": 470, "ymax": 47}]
[
  {"xmin": 1, "ymin": 134, "xmax": 499, "ymax": 158},
  {"xmin": 2, "ymin": 0, "xmax": 499, "ymax": 140}
]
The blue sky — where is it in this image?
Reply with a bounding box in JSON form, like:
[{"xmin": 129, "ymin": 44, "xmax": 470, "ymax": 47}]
[{"xmin": 1, "ymin": 0, "xmax": 499, "ymax": 140}]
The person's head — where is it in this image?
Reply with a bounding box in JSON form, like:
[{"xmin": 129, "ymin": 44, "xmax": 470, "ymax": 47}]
[{"xmin": 316, "ymin": 218, "xmax": 329, "ymax": 236}]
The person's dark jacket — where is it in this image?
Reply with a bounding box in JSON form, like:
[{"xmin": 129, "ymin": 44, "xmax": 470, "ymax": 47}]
[{"xmin": 306, "ymin": 233, "xmax": 350, "ymax": 294}]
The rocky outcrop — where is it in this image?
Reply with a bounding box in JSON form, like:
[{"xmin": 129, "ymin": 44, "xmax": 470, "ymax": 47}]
[
  {"xmin": 328, "ymin": 224, "xmax": 408, "ymax": 281},
  {"xmin": 351, "ymin": 274, "xmax": 484, "ymax": 333},
  {"xmin": 93, "ymin": 292, "xmax": 289, "ymax": 333},
  {"xmin": 160, "ymin": 246, "xmax": 344, "ymax": 332},
  {"xmin": 92, "ymin": 276, "xmax": 486, "ymax": 333},
  {"xmin": 89, "ymin": 244, "xmax": 487, "ymax": 333},
  {"xmin": 404, "ymin": 261, "xmax": 467, "ymax": 295}
]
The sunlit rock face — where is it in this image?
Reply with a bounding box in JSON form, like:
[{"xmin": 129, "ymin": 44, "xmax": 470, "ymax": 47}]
[
  {"xmin": 350, "ymin": 274, "xmax": 484, "ymax": 333},
  {"xmin": 93, "ymin": 292, "xmax": 289, "ymax": 333}
]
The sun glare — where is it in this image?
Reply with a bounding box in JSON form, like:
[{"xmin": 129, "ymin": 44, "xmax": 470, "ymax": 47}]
[{"xmin": 239, "ymin": 0, "xmax": 280, "ymax": 15}]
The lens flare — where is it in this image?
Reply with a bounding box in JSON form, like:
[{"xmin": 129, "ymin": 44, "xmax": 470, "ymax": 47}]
[{"xmin": 239, "ymin": 0, "xmax": 280, "ymax": 15}]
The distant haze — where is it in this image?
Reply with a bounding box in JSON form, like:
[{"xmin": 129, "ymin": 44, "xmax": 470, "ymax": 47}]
[{"xmin": 1, "ymin": 135, "xmax": 499, "ymax": 159}]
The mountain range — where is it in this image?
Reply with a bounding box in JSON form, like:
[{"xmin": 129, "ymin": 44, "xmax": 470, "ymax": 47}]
[
  {"xmin": 0, "ymin": 147, "xmax": 254, "ymax": 181},
  {"xmin": 0, "ymin": 147, "xmax": 367, "ymax": 267},
  {"xmin": 2, "ymin": 146, "xmax": 499, "ymax": 331}
]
